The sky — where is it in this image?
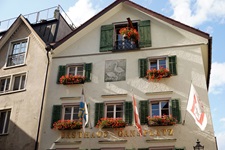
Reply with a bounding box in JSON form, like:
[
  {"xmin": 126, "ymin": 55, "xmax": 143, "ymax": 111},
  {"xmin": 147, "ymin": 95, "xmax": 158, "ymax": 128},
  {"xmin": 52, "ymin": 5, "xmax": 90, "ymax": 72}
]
[{"xmin": 0, "ymin": 0, "xmax": 225, "ymax": 149}]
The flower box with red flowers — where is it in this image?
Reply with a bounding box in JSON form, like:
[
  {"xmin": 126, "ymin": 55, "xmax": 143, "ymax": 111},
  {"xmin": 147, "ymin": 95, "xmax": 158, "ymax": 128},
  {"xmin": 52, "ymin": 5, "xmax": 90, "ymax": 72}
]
[
  {"xmin": 147, "ymin": 115, "xmax": 177, "ymax": 126},
  {"xmin": 59, "ymin": 75, "xmax": 85, "ymax": 85},
  {"xmin": 96, "ymin": 118, "xmax": 127, "ymax": 129},
  {"xmin": 119, "ymin": 27, "xmax": 139, "ymax": 42},
  {"xmin": 146, "ymin": 67, "xmax": 171, "ymax": 81},
  {"xmin": 53, "ymin": 120, "xmax": 82, "ymax": 130}
]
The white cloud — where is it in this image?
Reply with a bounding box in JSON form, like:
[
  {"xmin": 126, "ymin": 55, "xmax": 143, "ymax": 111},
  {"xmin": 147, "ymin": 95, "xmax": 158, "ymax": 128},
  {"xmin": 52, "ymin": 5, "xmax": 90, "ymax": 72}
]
[
  {"xmin": 220, "ymin": 118, "xmax": 225, "ymax": 123},
  {"xmin": 216, "ymin": 131, "xmax": 225, "ymax": 150},
  {"xmin": 168, "ymin": 0, "xmax": 225, "ymax": 27},
  {"xmin": 66, "ymin": 0, "xmax": 100, "ymax": 27},
  {"xmin": 209, "ymin": 62, "xmax": 225, "ymax": 94}
]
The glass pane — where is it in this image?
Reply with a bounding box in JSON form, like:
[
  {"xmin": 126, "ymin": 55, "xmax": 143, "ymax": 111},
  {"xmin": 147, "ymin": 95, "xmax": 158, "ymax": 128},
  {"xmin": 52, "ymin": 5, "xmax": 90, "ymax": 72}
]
[
  {"xmin": 73, "ymin": 106, "xmax": 79, "ymax": 112},
  {"xmin": 116, "ymin": 112, "xmax": 123, "ymax": 118},
  {"xmin": 107, "ymin": 112, "xmax": 113, "ymax": 118},
  {"xmin": 64, "ymin": 114, "xmax": 71, "ymax": 120},
  {"xmin": 65, "ymin": 107, "xmax": 72, "ymax": 113},
  {"xmin": 73, "ymin": 114, "xmax": 79, "ymax": 120},
  {"xmin": 150, "ymin": 60, "xmax": 157, "ymax": 70},
  {"xmin": 161, "ymin": 101, "xmax": 169, "ymax": 109},
  {"xmin": 5, "ymin": 78, "xmax": 10, "ymax": 91},
  {"xmin": 159, "ymin": 59, "xmax": 166, "ymax": 68},
  {"xmin": 0, "ymin": 79, "xmax": 5, "ymax": 92},
  {"xmin": 4, "ymin": 111, "xmax": 10, "ymax": 133},
  {"xmin": 107, "ymin": 105, "xmax": 114, "ymax": 111},
  {"xmin": 0, "ymin": 111, "xmax": 6, "ymax": 134},
  {"xmin": 20, "ymin": 75, "xmax": 26, "ymax": 89},
  {"xmin": 116, "ymin": 105, "xmax": 123, "ymax": 111},
  {"xmin": 77, "ymin": 66, "xmax": 83, "ymax": 71},
  {"xmin": 13, "ymin": 76, "xmax": 20, "ymax": 90},
  {"xmin": 151, "ymin": 103, "xmax": 159, "ymax": 109},
  {"xmin": 152, "ymin": 110, "xmax": 159, "ymax": 116},
  {"xmin": 69, "ymin": 67, "xmax": 75, "ymax": 76},
  {"xmin": 162, "ymin": 110, "xmax": 169, "ymax": 116}
]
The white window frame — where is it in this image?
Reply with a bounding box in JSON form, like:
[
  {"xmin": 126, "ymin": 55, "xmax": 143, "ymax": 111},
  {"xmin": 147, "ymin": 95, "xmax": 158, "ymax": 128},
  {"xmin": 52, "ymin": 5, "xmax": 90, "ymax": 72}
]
[
  {"xmin": 0, "ymin": 72, "xmax": 27, "ymax": 95},
  {"xmin": 148, "ymin": 56, "xmax": 168, "ymax": 70},
  {"xmin": 0, "ymin": 76, "xmax": 11, "ymax": 93},
  {"xmin": 5, "ymin": 37, "xmax": 29, "ymax": 68},
  {"xmin": 66, "ymin": 63, "xmax": 85, "ymax": 76},
  {"xmin": 104, "ymin": 101, "xmax": 124, "ymax": 119},
  {"xmin": 62, "ymin": 103, "xmax": 80, "ymax": 121},
  {"xmin": 148, "ymin": 146, "xmax": 174, "ymax": 150},
  {"xmin": 149, "ymin": 98, "xmax": 170, "ymax": 117},
  {"xmin": 0, "ymin": 109, "xmax": 11, "ymax": 135}
]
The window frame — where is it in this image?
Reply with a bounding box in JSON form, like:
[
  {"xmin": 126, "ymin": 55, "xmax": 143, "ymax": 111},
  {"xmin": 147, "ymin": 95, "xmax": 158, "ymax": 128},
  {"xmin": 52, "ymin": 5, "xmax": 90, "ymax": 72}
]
[
  {"xmin": 104, "ymin": 101, "xmax": 124, "ymax": 119},
  {"xmin": 0, "ymin": 72, "xmax": 27, "ymax": 95},
  {"xmin": 149, "ymin": 98, "xmax": 171, "ymax": 117},
  {"xmin": 62, "ymin": 103, "xmax": 80, "ymax": 121},
  {"xmin": 0, "ymin": 76, "xmax": 11, "ymax": 93},
  {"xmin": 0, "ymin": 109, "xmax": 11, "ymax": 135},
  {"xmin": 148, "ymin": 56, "xmax": 168, "ymax": 70},
  {"xmin": 5, "ymin": 37, "xmax": 29, "ymax": 68},
  {"xmin": 113, "ymin": 21, "xmax": 139, "ymax": 50},
  {"xmin": 66, "ymin": 63, "xmax": 85, "ymax": 76},
  {"xmin": 148, "ymin": 146, "xmax": 175, "ymax": 150}
]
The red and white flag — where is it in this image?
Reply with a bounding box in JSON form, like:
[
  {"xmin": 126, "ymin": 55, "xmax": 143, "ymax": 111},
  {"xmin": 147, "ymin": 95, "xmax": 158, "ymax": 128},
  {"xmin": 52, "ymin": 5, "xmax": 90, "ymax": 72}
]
[
  {"xmin": 132, "ymin": 95, "xmax": 142, "ymax": 136},
  {"xmin": 187, "ymin": 84, "xmax": 207, "ymax": 131}
]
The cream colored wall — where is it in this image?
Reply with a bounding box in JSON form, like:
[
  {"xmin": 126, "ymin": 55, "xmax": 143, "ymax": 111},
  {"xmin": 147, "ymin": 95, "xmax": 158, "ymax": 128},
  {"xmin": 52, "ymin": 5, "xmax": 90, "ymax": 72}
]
[
  {"xmin": 0, "ymin": 22, "xmax": 47, "ymax": 150},
  {"xmin": 39, "ymin": 4, "xmax": 216, "ymax": 150}
]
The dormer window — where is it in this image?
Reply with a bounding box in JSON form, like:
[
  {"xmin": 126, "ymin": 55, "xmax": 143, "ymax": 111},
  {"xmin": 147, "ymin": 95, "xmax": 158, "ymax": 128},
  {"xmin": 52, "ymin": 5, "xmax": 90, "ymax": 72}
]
[
  {"xmin": 6, "ymin": 38, "xmax": 28, "ymax": 67},
  {"xmin": 100, "ymin": 20, "xmax": 151, "ymax": 52}
]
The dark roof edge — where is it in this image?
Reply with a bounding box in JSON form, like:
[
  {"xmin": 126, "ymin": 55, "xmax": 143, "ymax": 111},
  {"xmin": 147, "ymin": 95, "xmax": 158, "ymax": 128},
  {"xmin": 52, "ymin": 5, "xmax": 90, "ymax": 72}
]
[
  {"xmin": 52, "ymin": 0, "xmax": 128, "ymax": 49},
  {"xmin": 125, "ymin": 1, "xmax": 210, "ymax": 39}
]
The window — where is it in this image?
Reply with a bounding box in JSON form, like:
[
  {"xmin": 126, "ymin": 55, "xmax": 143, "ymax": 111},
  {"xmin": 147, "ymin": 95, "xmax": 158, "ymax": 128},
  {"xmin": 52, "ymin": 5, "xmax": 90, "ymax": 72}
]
[
  {"xmin": 0, "ymin": 73, "xmax": 26, "ymax": 94},
  {"xmin": 57, "ymin": 63, "xmax": 92, "ymax": 84},
  {"xmin": 67, "ymin": 65, "xmax": 84, "ymax": 76},
  {"xmin": 7, "ymin": 39, "xmax": 28, "ymax": 67},
  {"xmin": 62, "ymin": 105, "xmax": 79, "ymax": 120},
  {"xmin": 139, "ymin": 56, "xmax": 177, "ymax": 78},
  {"xmin": 149, "ymin": 58, "xmax": 167, "ymax": 70},
  {"xmin": 105, "ymin": 103, "xmax": 123, "ymax": 118},
  {"xmin": 150, "ymin": 100, "xmax": 169, "ymax": 117},
  {"xmin": 0, "ymin": 77, "xmax": 10, "ymax": 93},
  {"xmin": 139, "ymin": 99, "xmax": 181, "ymax": 124},
  {"xmin": 100, "ymin": 20, "xmax": 151, "ymax": 52},
  {"xmin": 0, "ymin": 109, "xmax": 11, "ymax": 134},
  {"xmin": 94, "ymin": 102, "xmax": 133, "ymax": 126}
]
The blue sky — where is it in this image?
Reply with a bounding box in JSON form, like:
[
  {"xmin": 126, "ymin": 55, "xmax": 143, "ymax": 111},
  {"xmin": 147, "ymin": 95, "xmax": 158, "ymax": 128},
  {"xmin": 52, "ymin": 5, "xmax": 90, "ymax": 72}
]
[{"xmin": 1, "ymin": 0, "xmax": 225, "ymax": 149}]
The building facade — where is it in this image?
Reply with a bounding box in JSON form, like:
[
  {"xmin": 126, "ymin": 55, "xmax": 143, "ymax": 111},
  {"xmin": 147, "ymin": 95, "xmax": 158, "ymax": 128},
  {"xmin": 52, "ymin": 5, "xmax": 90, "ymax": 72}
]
[{"xmin": 0, "ymin": 6, "xmax": 73, "ymax": 150}]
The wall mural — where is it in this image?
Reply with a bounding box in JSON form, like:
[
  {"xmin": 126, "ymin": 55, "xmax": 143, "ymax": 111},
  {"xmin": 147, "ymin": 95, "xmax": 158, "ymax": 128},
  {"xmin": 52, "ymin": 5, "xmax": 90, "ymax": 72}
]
[{"xmin": 105, "ymin": 59, "xmax": 126, "ymax": 82}]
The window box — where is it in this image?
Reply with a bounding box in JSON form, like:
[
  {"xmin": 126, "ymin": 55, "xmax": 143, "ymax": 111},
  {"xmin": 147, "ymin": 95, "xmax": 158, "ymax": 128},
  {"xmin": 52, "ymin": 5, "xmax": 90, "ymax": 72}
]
[
  {"xmin": 147, "ymin": 115, "xmax": 177, "ymax": 126},
  {"xmin": 59, "ymin": 75, "xmax": 85, "ymax": 85},
  {"xmin": 53, "ymin": 119, "xmax": 82, "ymax": 130},
  {"xmin": 146, "ymin": 67, "xmax": 171, "ymax": 81},
  {"xmin": 96, "ymin": 118, "xmax": 127, "ymax": 129}
]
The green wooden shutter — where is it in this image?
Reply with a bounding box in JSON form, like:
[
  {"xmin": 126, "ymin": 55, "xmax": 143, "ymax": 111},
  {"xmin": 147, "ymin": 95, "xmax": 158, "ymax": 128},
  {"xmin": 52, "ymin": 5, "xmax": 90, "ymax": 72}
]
[
  {"xmin": 125, "ymin": 101, "xmax": 133, "ymax": 125},
  {"xmin": 171, "ymin": 99, "xmax": 181, "ymax": 123},
  {"xmin": 139, "ymin": 58, "xmax": 147, "ymax": 78},
  {"xmin": 85, "ymin": 63, "xmax": 92, "ymax": 82},
  {"xmin": 169, "ymin": 56, "xmax": 177, "ymax": 75},
  {"xmin": 94, "ymin": 103, "xmax": 104, "ymax": 126},
  {"xmin": 139, "ymin": 20, "xmax": 151, "ymax": 48},
  {"xmin": 51, "ymin": 105, "xmax": 62, "ymax": 128},
  {"xmin": 139, "ymin": 100, "xmax": 149, "ymax": 125},
  {"xmin": 57, "ymin": 65, "xmax": 66, "ymax": 84},
  {"xmin": 100, "ymin": 24, "xmax": 114, "ymax": 52}
]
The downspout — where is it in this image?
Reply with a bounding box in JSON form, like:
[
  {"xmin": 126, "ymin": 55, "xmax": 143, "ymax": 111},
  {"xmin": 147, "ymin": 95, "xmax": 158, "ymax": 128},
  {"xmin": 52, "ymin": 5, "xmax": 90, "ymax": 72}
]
[{"xmin": 34, "ymin": 44, "xmax": 52, "ymax": 150}]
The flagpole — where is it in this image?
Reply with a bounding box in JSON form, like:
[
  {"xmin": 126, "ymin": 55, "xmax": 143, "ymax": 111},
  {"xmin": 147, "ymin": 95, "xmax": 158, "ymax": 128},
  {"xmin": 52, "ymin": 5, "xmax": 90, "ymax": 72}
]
[{"xmin": 182, "ymin": 81, "xmax": 192, "ymax": 125}]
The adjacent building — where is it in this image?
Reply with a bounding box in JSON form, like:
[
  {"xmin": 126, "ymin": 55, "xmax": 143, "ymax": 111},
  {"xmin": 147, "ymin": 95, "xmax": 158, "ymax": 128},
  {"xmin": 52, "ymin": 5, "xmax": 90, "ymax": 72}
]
[
  {"xmin": 39, "ymin": 0, "xmax": 217, "ymax": 150},
  {"xmin": 0, "ymin": 6, "xmax": 74, "ymax": 150}
]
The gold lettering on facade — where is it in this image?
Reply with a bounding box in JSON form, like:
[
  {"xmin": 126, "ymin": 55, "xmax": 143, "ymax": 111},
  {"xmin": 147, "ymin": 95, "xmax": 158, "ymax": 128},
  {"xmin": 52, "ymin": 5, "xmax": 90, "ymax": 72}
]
[
  {"xmin": 143, "ymin": 130, "xmax": 148, "ymax": 136},
  {"xmin": 71, "ymin": 132, "xmax": 76, "ymax": 138},
  {"xmin": 91, "ymin": 132, "xmax": 96, "ymax": 138},
  {"xmin": 78, "ymin": 132, "xmax": 82, "ymax": 138},
  {"xmin": 130, "ymin": 130, "xmax": 135, "ymax": 137},
  {"xmin": 167, "ymin": 129, "xmax": 173, "ymax": 136},
  {"xmin": 84, "ymin": 132, "xmax": 90, "ymax": 138},
  {"xmin": 156, "ymin": 129, "xmax": 160, "ymax": 136},
  {"xmin": 103, "ymin": 131, "xmax": 108, "ymax": 138},
  {"xmin": 149, "ymin": 130, "xmax": 154, "ymax": 136},
  {"xmin": 61, "ymin": 132, "xmax": 65, "ymax": 138},
  {"xmin": 161, "ymin": 129, "xmax": 167, "ymax": 136},
  {"xmin": 66, "ymin": 132, "xmax": 71, "ymax": 138},
  {"xmin": 118, "ymin": 131, "xmax": 123, "ymax": 137},
  {"xmin": 96, "ymin": 131, "xmax": 102, "ymax": 138}
]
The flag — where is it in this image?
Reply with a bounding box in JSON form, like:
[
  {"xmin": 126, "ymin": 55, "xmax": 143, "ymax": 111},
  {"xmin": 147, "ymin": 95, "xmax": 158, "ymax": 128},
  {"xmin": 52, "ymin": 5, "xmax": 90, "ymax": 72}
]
[
  {"xmin": 78, "ymin": 88, "xmax": 88, "ymax": 132},
  {"xmin": 187, "ymin": 84, "xmax": 207, "ymax": 131},
  {"xmin": 132, "ymin": 95, "xmax": 142, "ymax": 136}
]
